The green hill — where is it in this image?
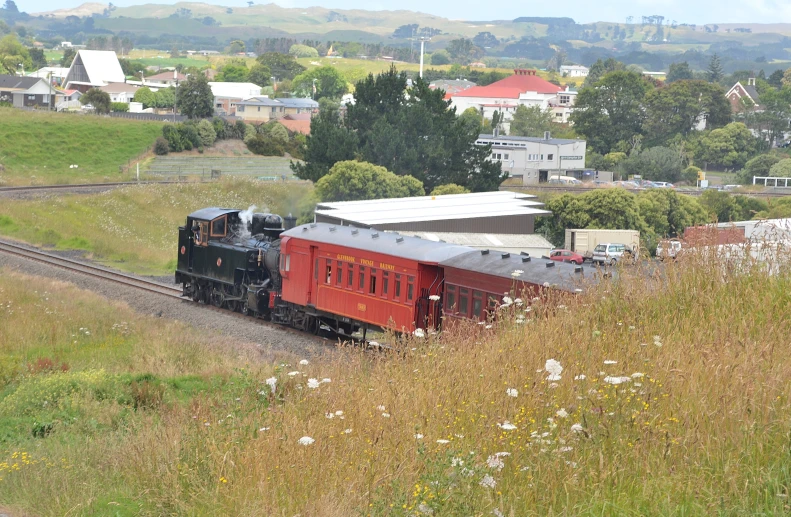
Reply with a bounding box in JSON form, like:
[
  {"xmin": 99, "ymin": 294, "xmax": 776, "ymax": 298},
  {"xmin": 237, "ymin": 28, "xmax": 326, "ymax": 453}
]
[{"xmin": 0, "ymin": 108, "xmax": 163, "ymax": 186}]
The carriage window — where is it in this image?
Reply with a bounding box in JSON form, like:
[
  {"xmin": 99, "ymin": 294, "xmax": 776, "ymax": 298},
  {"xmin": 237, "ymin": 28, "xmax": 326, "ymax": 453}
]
[
  {"xmin": 325, "ymin": 260, "xmax": 332, "ymax": 284},
  {"xmin": 347, "ymin": 264, "xmax": 354, "ymax": 288},
  {"xmin": 369, "ymin": 269, "xmax": 377, "ymax": 295},
  {"xmin": 446, "ymin": 285, "xmax": 456, "ymax": 312},
  {"xmin": 359, "ymin": 266, "xmax": 365, "ymax": 291},
  {"xmin": 473, "ymin": 290, "xmax": 483, "ymax": 319},
  {"xmin": 395, "ymin": 274, "xmax": 402, "ymax": 299},
  {"xmin": 407, "ymin": 276, "xmax": 414, "ymax": 302},
  {"xmin": 210, "ymin": 216, "xmax": 227, "ymax": 237},
  {"xmin": 382, "ymin": 272, "xmax": 389, "ymax": 296},
  {"xmin": 336, "ymin": 261, "xmax": 343, "ymax": 285},
  {"xmin": 199, "ymin": 222, "xmax": 209, "ymax": 246},
  {"xmin": 459, "ymin": 288, "xmax": 469, "ymax": 316}
]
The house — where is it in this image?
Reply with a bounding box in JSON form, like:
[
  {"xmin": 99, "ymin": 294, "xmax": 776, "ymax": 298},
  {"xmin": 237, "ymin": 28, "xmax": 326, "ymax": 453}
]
[
  {"xmin": 559, "ymin": 65, "xmax": 589, "ymax": 77},
  {"xmin": 234, "ymin": 96, "xmax": 319, "ymax": 122},
  {"xmin": 475, "ymin": 133, "xmax": 587, "ymax": 185},
  {"xmin": 726, "ymin": 77, "xmax": 761, "ymax": 112},
  {"xmin": 428, "ymin": 79, "xmax": 476, "ymax": 96},
  {"xmin": 0, "ymin": 75, "xmax": 57, "ymax": 108},
  {"xmin": 54, "ymin": 89, "xmax": 83, "ymax": 111},
  {"xmin": 278, "ymin": 116, "xmax": 312, "ymax": 135},
  {"xmin": 448, "ymin": 69, "xmax": 576, "ymax": 130},
  {"xmin": 28, "ymin": 67, "xmax": 70, "ymax": 86},
  {"xmin": 98, "ymin": 82, "xmax": 141, "ymax": 104},
  {"xmin": 208, "ymin": 82, "xmax": 262, "ymax": 115},
  {"xmin": 470, "ymin": 62, "xmax": 486, "ymax": 68},
  {"xmin": 63, "ymin": 50, "xmax": 125, "ymax": 92},
  {"xmin": 146, "ymin": 71, "xmax": 187, "ymax": 87}
]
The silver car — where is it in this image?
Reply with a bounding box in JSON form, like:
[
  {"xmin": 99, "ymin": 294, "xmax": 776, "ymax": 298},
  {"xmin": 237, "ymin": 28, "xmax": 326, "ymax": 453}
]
[{"xmin": 592, "ymin": 243, "xmax": 635, "ymax": 266}]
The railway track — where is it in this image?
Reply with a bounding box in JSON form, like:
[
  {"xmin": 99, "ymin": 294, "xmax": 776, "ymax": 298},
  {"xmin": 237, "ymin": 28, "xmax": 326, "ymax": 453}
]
[
  {"xmin": 0, "ymin": 239, "xmax": 331, "ymax": 347},
  {"xmin": 0, "ymin": 181, "xmax": 182, "ymax": 194}
]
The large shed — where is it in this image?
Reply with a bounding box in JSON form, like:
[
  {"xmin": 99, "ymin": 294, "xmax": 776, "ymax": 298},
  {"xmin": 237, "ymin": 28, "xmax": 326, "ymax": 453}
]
[{"xmin": 314, "ymin": 191, "xmax": 550, "ymax": 235}]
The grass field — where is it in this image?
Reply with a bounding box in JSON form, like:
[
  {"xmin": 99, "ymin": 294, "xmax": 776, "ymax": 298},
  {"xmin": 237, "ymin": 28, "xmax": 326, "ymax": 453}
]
[
  {"xmin": 0, "ymin": 179, "xmax": 313, "ymax": 275},
  {"xmin": 0, "ymin": 108, "xmax": 163, "ymax": 186},
  {"xmin": 1, "ymin": 248, "xmax": 791, "ymax": 514}
]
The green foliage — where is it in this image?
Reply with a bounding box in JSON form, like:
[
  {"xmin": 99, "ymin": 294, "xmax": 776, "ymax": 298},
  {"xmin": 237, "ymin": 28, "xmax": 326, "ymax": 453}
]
[
  {"xmin": 263, "ymin": 121, "xmax": 289, "ymax": 142},
  {"xmin": 699, "ymin": 189, "xmax": 741, "ymax": 222},
  {"xmin": 153, "ymin": 136, "xmax": 169, "ymax": 155},
  {"xmin": 430, "ymin": 183, "xmax": 469, "ymax": 195},
  {"xmin": 60, "ymin": 47, "xmax": 75, "ymax": 67},
  {"xmin": 292, "ymin": 66, "xmax": 348, "ymax": 100},
  {"xmin": 509, "ymin": 105, "xmax": 553, "ymax": 138},
  {"xmin": 666, "ymin": 62, "xmax": 693, "ymax": 83},
  {"xmin": 257, "ymin": 52, "xmax": 306, "ymax": 80},
  {"xmin": 133, "ymin": 86, "xmax": 155, "ymax": 108},
  {"xmin": 446, "ymin": 38, "xmax": 483, "ymax": 65},
  {"xmin": 733, "ymin": 195, "xmax": 768, "ymax": 220},
  {"xmin": 583, "ymin": 57, "xmax": 625, "ymax": 86},
  {"xmin": 636, "ymin": 188, "xmax": 709, "ymax": 249},
  {"xmin": 769, "ymin": 158, "xmax": 791, "ymax": 177},
  {"xmin": 176, "ymin": 74, "xmax": 213, "ymax": 119},
  {"xmin": 755, "ymin": 197, "xmax": 791, "ymax": 219},
  {"xmin": 706, "ymin": 54, "xmax": 724, "ymax": 83},
  {"xmin": 315, "ymin": 160, "xmax": 424, "ymax": 202},
  {"xmin": 247, "ymin": 63, "xmax": 271, "ymax": 87},
  {"xmin": 643, "ymin": 80, "xmax": 731, "ymax": 145},
  {"xmin": 683, "ymin": 165, "xmax": 701, "ymax": 184},
  {"xmin": 110, "ymin": 102, "xmax": 129, "ymax": 113},
  {"xmin": 619, "ymin": 146, "xmax": 684, "ymax": 183},
  {"xmin": 80, "ymin": 88, "xmax": 111, "ymax": 114},
  {"xmin": 289, "ymin": 44, "xmax": 319, "ymax": 58},
  {"xmin": 689, "ymin": 122, "xmax": 758, "ymax": 170},
  {"xmin": 570, "ymin": 70, "xmax": 651, "ymax": 154},
  {"xmin": 0, "ymin": 33, "xmax": 30, "ymax": 75},
  {"xmin": 430, "ymin": 50, "xmax": 450, "ymax": 65},
  {"xmin": 162, "ymin": 125, "xmax": 183, "ymax": 152},
  {"xmin": 737, "ymin": 154, "xmax": 781, "ymax": 184},
  {"xmin": 196, "ymin": 119, "xmax": 216, "ymax": 147},
  {"xmin": 291, "ymin": 104, "xmax": 357, "ymax": 182},
  {"xmin": 246, "ymin": 134, "xmax": 284, "ymax": 156},
  {"xmin": 217, "ymin": 63, "xmax": 248, "ymax": 82}
]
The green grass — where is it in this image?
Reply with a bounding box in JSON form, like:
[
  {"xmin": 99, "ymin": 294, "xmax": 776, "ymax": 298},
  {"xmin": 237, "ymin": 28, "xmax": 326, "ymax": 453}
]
[
  {"xmin": 0, "ymin": 178, "xmax": 313, "ymax": 275},
  {"xmin": 0, "ymin": 108, "xmax": 163, "ymax": 186}
]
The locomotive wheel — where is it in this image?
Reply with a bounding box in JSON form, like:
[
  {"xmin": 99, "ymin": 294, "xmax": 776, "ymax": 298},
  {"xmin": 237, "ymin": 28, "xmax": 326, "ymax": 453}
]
[
  {"xmin": 241, "ymin": 301, "xmax": 250, "ymax": 316},
  {"xmin": 191, "ymin": 283, "xmax": 201, "ymax": 302},
  {"xmin": 211, "ymin": 288, "xmax": 224, "ymax": 308},
  {"xmin": 227, "ymin": 301, "xmax": 240, "ymax": 312}
]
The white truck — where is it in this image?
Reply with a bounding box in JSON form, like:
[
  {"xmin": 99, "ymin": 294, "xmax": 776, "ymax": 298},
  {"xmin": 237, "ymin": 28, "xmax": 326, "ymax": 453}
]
[{"xmin": 564, "ymin": 229, "xmax": 641, "ymax": 259}]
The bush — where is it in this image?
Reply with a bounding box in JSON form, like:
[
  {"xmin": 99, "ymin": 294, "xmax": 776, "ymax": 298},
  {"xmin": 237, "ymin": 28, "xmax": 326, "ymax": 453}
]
[
  {"xmin": 769, "ymin": 158, "xmax": 791, "ymax": 177},
  {"xmin": 197, "ymin": 119, "xmax": 217, "ymax": 147},
  {"xmin": 431, "ymin": 183, "xmax": 470, "ymax": 196},
  {"xmin": 162, "ymin": 125, "xmax": 183, "ymax": 152},
  {"xmin": 266, "ymin": 121, "xmax": 289, "ymax": 142},
  {"xmin": 430, "ymin": 50, "xmax": 451, "ymax": 65},
  {"xmin": 178, "ymin": 123, "xmax": 201, "ymax": 149},
  {"xmin": 154, "ymin": 136, "xmax": 169, "ymax": 155},
  {"xmin": 289, "ymin": 44, "xmax": 319, "ymax": 58},
  {"xmin": 246, "ymin": 135, "xmax": 284, "ymax": 156},
  {"xmin": 683, "ymin": 165, "xmax": 701, "ymax": 184},
  {"xmin": 110, "ymin": 102, "xmax": 129, "ymax": 113}
]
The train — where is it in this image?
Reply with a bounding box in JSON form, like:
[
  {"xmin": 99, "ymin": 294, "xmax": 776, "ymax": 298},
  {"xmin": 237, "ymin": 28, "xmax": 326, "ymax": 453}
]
[{"xmin": 175, "ymin": 207, "xmax": 592, "ymax": 338}]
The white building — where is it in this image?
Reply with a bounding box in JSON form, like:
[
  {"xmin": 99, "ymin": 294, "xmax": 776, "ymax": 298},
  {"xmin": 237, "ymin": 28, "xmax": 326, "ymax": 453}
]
[
  {"xmin": 559, "ymin": 65, "xmax": 589, "ymax": 77},
  {"xmin": 476, "ymin": 133, "xmax": 587, "ymax": 186},
  {"xmin": 146, "ymin": 70, "xmax": 187, "ymax": 87},
  {"xmin": 98, "ymin": 82, "xmax": 141, "ymax": 104},
  {"xmin": 63, "ymin": 50, "xmax": 126, "ymax": 92},
  {"xmin": 208, "ymin": 82, "xmax": 262, "ymax": 115},
  {"xmin": 449, "ymin": 69, "xmax": 577, "ymax": 129},
  {"xmin": 27, "ymin": 66, "xmax": 70, "ymax": 86},
  {"xmin": 394, "ymin": 231, "xmax": 555, "ymax": 258}
]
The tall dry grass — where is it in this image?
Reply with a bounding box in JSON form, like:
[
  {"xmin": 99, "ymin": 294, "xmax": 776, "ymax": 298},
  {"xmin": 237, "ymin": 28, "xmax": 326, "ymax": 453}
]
[{"xmin": 2, "ymin": 245, "xmax": 791, "ymax": 515}]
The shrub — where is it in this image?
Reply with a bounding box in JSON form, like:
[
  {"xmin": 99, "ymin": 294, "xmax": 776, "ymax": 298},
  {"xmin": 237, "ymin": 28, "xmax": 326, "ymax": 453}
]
[
  {"xmin": 289, "ymin": 44, "xmax": 319, "ymax": 58},
  {"xmin": 430, "ymin": 50, "xmax": 451, "ymax": 65},
  {"xmin": 430, "ymin": 183, "xmax": 470, "ymax": 195},
  {"xmin": 110, "ymin": 102, "xmax": 129, "ymax": 113},
  {"xmin": 246, "ymin": 135, "xmax": 284, "ymax": 156},
  {"xmin": 154, "ymin": 136, "xmax": 169, "ymax": 155},
  {"xmin": 197, "ymin": 119, "xmax": 217, "ymax": 147},
  {"xmin": 266, "ymin": 121, "xmax": 289, "ymax": 142},
  {"xmin": 178, "ymin": 123, "xmax": 201, "ymax": 149},
  {"xmin": 162, "ymin": 125, "xmax": 183, "ymax": 152}
]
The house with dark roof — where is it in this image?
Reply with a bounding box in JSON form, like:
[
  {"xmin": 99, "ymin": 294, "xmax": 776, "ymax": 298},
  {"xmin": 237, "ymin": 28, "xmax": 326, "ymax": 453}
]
[
  {"xmin": 0, "ymin": 75, "xmax": 56, "ymax": 108},
  {"xmin": 448, "ymin": 69, "xmax": 577, "ymax": 127},
  {"xmin": 235, "ymin": 96, "xmax": 319, "ymax": 122},
  {"xmin": 726, "ymin": 77, "xmax": 761, "ymax": 112}
]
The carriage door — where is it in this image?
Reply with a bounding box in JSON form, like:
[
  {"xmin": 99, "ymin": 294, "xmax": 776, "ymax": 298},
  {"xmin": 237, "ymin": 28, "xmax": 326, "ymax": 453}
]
[{"xmin": 307, "ymin": 245, "xmax": 318, "ymax": 306}]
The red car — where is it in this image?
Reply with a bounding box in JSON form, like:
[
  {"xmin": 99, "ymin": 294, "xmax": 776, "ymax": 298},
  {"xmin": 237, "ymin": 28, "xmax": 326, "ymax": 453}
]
[{"xmin": 549, "ymin": 249, "xmax": 585, "ymax": 265}]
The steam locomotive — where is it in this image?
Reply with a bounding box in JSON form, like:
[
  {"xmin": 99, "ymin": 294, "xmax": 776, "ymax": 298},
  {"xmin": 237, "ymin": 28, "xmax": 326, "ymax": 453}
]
[{"xmin": 176, "ymin": 207, "xmax": 590, "ymax": 338}]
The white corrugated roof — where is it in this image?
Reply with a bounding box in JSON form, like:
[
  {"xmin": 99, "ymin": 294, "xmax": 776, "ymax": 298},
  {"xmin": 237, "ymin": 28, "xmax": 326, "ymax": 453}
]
[
  {"xmin": 73, "ymin": 50, "xmax": 125, "ymax": 86},
  {"xmin": 394, "ymin": 230, "xmax": 554, "ymax": 250},
  {"xmin": 315, "ymin": 191, "xmax": 550, "ymax": 225},
  {"xmin": 209, "ymin": 82, "xmax": 262, "ymax": 99}
]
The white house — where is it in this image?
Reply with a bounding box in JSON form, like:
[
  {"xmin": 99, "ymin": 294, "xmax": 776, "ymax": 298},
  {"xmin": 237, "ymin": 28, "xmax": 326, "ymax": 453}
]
[
  {"xmin": 99, "ymin": 82, "xmax": 141, "ymax": 104},
  {"xmin": 146, "ymin": 71, "xmax": 187, "ymax": 87},
  {"xmin": 208, "ymin": 82, "xmax": 262, "ymax": 115},
  {"xmin": 559, "ymin": 65, "xmax": 589, "ymax": 77},
  {"xmin": 63, "ymin": 50, "xmax": 126, "ymax": 92},
  {"xmin": 27, "ymin": 66, "xmax": 70, "ymax": 86},
  {"xmin": 449, "ymin": 69, "xmax": 577, "ymax": 129},
  {"xmin": 0, "ymin": 75, "xmax": 56, "ymax": 108},
  {"xmin": 476, "ymin": 133, "xmax": 588, "ymax": 185}
]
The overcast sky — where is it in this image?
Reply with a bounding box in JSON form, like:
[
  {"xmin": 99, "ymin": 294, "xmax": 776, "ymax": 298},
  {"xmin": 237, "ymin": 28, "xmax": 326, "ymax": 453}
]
[{"xmin": 22, "ymin": 0, "xmax": 791, "ymax": 25}]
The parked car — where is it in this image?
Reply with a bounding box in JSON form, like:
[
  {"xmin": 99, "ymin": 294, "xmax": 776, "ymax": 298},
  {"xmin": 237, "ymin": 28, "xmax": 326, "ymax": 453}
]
[
  {"xmin": 548, "ymin": 249, "xmax": 585, "ymax": 265},
  {"xmin": 548, "ymin": 175, "xmax": 583, "ymax": 185},
  {"xmin": 592, "ymin": 243, "xmax": 636, "ymax": 266},
  {"xmin": 656, "ymin": 239, "xmax": 683, "ymax": 260},
  {"xmin": 652, "ymin": 182, "xmax": 675, "ymax": 188}
]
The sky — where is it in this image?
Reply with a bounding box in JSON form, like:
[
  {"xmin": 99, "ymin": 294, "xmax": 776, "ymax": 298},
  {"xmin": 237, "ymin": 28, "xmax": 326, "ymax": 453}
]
[{"xmin": 20, "ymin": 0, "xmax": 791, "ymax": 25}]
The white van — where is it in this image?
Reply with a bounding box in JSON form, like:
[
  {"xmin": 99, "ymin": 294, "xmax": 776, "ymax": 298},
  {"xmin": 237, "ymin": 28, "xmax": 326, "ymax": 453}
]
[{"xmin": 548, "ymin": 175, "xmax": 582, "ymax": 185}]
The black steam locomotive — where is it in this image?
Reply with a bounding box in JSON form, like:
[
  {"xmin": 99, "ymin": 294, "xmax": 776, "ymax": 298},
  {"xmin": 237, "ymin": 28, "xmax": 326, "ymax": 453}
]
[{"xmin": 175, "ymin": 207, "xmax": 294, "ymax": 318}]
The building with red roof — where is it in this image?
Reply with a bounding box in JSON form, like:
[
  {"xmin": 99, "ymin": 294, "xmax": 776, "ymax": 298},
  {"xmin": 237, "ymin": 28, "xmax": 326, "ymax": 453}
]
[{"xmin": 449, "ymin": 69, "xmax": 577, "ymax": 127}]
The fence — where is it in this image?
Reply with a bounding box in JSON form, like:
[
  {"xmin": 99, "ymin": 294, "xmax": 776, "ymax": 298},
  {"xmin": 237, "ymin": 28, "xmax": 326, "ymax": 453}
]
[
  {"xmin": 109, "ymin": 112, "xmax": 188, "ymax": 122},
  {"xmin": 144, "ymin": 156, "xmax": 299, "ymax": 179},
  {"xmin": 753, "ymin": 176, "xmax": 791, "ymax": 188}
]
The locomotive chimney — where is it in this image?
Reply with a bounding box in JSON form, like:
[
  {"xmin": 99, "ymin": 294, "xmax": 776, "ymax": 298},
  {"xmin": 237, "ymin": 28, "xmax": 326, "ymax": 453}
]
[{"xmin": 284, "ymin": 213, "xmax": 297, "ymax": 230}]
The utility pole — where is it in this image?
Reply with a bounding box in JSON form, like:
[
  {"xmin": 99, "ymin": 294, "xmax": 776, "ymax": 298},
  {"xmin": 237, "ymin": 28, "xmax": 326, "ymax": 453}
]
[
  {"xmin": 419, "ymin": 37, "xmax": 429, "ymax": 79},
  {"xmin": 173, "ymin": 69, "xmax": 178, "ymax": 122}
]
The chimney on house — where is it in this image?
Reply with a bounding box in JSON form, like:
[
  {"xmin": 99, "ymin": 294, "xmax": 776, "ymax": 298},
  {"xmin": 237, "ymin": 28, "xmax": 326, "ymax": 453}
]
[{"xmin": 748, "ymin": 77, "xmax": 756, "ymax": 86}]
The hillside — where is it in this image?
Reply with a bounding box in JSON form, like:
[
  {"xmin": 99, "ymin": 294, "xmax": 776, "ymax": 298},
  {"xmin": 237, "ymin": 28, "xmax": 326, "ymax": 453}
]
[{"xmin": 0, "ymin": 108, "xmax": 163, "ymax": 186}]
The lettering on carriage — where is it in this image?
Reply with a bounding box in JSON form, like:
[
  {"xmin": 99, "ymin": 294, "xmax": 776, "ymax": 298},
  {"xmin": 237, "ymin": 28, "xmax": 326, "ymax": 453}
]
[
  {"xmin": 379, "ymin": 262, "xmax": 395, "ymax": 271},
  {"xmin": 359, "ymin": 258, "xmax": 375, "ymax": 266},
  {"xmin": 336, "ymin": 254, "xmax": 355, "ymax": 262},
  {"xmin": 357, "ymin": 303, "xmax": 367, "ymax": 312}
]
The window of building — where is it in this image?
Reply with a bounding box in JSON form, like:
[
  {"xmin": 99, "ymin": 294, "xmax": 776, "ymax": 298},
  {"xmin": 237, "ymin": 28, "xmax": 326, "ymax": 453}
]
[
  {"xmin": 459, "ymin": 288, "xmax": 469, "ymax": 316},
  {"xmin": 395, "ymin": 274, "xmax": 402, "ymax": 299},
  {"xmin": 446, "ymin": 285, "xmax": 456, "ymax": 312},
  {"xmin": 210, "ymin": 216, "xmax": 227, "ymax": 237},
  {"xmin": 336, "ymin": 261, "xmax": 343, "ymax": 284},
  {"xmin": 407, "ymin": 277, "xmax": 414, "ymax": 302},
  {"xmin": 369, "ymin": 269, "xmax": 377, "ymax": 295},
  {"xmin": 540, "ymin": 154, "xmax": 544, "ymax": 160},
  {"xmin": 382, "ymin": 272, "xmax": 389, "ymax": 296},
  {"xmin": 504, "ymin": 153, "xmax": 509, "ymax": 160},
  {"xmin": 548, "ymin": 153, "xmax": 554, "ymax": 160}
]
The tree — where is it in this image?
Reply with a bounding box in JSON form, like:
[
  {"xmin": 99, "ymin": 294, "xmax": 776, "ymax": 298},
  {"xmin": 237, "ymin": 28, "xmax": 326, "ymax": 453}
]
[
  {"xmin": 783, "ymin": 68, "xmax": 791, "ymax": 87},
  {"xmin": 80, "ymin": 88, "xmax": 111, "ymax": 114},
  {"xmin": 262, "ymin": 120, "xmax": 288, "ymax": 141},
  {"xmin": 176, "ymin": 74, "xmax": 214, "ymax": 119},
  {"xmin": 699, "ymin": 189, "xmax": 740, "ymax": 222},
  {"xmin": 246, "ymin": 134, "xmax": 283, "ymax": 156},
  {"xmin": 430, "ymin": 50, "xmax": 450, "ymax": 66},
  {"xmin": 737, "ymin": 154, "xmax": 782, "ymax": 184},
  {"xmin": 691, "ymin": 122, "xmax": 757, "ymax": 170},
  {"xmin": 60, "ymin": 47, "xmax": 75, "ymax": 67},
  {"xmin": 769, "ymin": 158, "xmax": 791, "ymax": 177},
  {"xmin": 636, "ymin": 188, "xmax": 708, "ymax": 246},
  {"xmin": 569, "ymin": 70, "xmax": 651, "ymax": 154},
  {"xmin": 291, "ymin": 104, "xmax": 358, "ymax": 182},
  {"xmin": 154, "ymin": 137, "xmax": 169, "ymax": 155},
  {"xmin": 217, "ymin": 63, "xmax": 248, "ymax": 82},
  {"xmin": 247, "ymin": 63, "xmax": 271, "ymax": 87},
  {"xmin": 154, "ymin": 87, "xmax": 175, "ymax": 109},
  {"xmin": 133, "ymin": 86, "xmax": 155, "ymax": 108},
  {"xmin": 197, "ymin": 119, "xmax": 217, "ymax": 147},
  {"xmin": 292, "ymin": 66, "xmax": 347, "ymax": 100},
  {"xmin": 706, "ymin": 54, "xmax": 724, "ymax": 83},
  {"xmin": 257, "ymin": 52, "xmax": 305, "ymax": 80},
  {"xmin": 288, "ymin": 44, "xmax": 318, "ymax": 58},
  {"xmin": 431, "ymin": 183, "xmax": 470, "ymax": 195},
  {"xmin": 619, "ymin": 146, "xmax": 684, "ymax": 183},
  {"xmin": 768, "ymin": 69, "xmax": 784, "ymax": 89},
  {"xmin": 314, "ymin": 161, "xmax": 425, "ymax": 202},
  {"xmin": 643, "ymin": 80, "xmax": 731, "ymax": 144},
  {"xmin": 228, "ymin": 40, "xmax": 245, "ymax": 54},
  {"xmin": 0, "ymin": 33, "xmax": 29, "ymax": 75},
  {"xmin": 169, "ymin": 46, "xmax": 180, "ymax": 59},
  {"xmin": 446, "ymin": 38, "xmax": 482, "ymax": 65},
  {"xmin": 509, "ymin": 105, "xmax": 553, "ymax": 138},
  {"xmin": 583, "ymin": 58, "xmax": 625, "ymax": 86},
  {"xmin": 2, "ymin": 0, "xmax": 19, "ymax": 13},
  {"xmin": 28, "ymin": 47, "xmax": 46, "ymax": 70},
  {"xmin": 666, "ymin": 62, "xmax": 693, "ymax": 83}
]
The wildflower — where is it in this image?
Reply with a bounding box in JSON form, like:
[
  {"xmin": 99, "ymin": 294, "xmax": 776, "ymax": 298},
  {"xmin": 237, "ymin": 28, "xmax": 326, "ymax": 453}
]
[
  {"xmin": 265, "ymin": 377, "xmax": 277, "ymax": 390},
  {"xmin": 628, "ymin": 325, "xmax": 636, "ymax": 330},
  {"xmin": 413, "ymin": 328, "xmax": 425, "ymax": 338},
  {"xmin": 307, "ymin": 378, "xmax": 320, "ymax": 389},
  {"xmin": 485, "ymin": 324, "xmax": 493, "ymax": 329},
  {"xmin": 494, "ymin": 452, "xmax": 511, "ymax": 458},
  {"xmin": 493, "ymin": 509, "xmax": 505, "ymax": 517},
  {"xmin": 299, "ymin": 359, "xmax": 309, "ymax": 365},
  {"xmin": 604, "ymin": 360, "xmax": 617, "ymax": 365},
  {"xmin": 556, "ymin": 408, "xmax": 569, "ymax": 419},
  {"xmin": 653, "ymin": 335, "xmax": 663, "ymax": 347},
  {"xmin": 557, "ymin": 446, "xmax": 573, "ymax": 453},
  {"xmin": 571, "ymin": 423, "xmax": 585, "ymax": 434},
  {"xmin": 461, "ymin": 467, "xmax": 475, "ymax": 477},
  {"xmin": 604, "ymin": 376, "xmax": 631, "ymax": 385},
  {"xmin": 428, "ymin": 295, "xmax": 440, "ymax": 301},
  {"xmin": 480, "ymin": 474, "xmax": 496, "ymax": 489},
  {"xmin": 511, "ymin": 269, "xmax": 524, "ymax": 277},
  {"xmin": 418, "ymin": 503, "xmax": 434, "ymax": 515},
  {"xmin": 342, "ymin": 428, "xmax": 352, "ymax": 434},
  {"xmin": 414, "ymin": 433, "xmax": 424, "ymax": 439},
  {"xmin": 335, "ymin": 410, "xmax": 344, "ymax": 416},
  {"xmin": 325, "ymin": 412, "xmax": 334, "ymax": 419},
  {"xmin": 382, "ymin": 412, "xmax": 391, "ymax": 418},
  {"xmin": 377, "ymin": 405, "xmax": 387, "ymax": 411},
  {"xmin": 631, "ymin": 372, "xmax": 644, "ymax": 378},
  {"xmin": 506, "ymin": 388, "xmax": 518, "ymax": 398},
  {"xmin": 497, "ymin": 421, "xmax": 517, "ymax": 431},
  {"xmin": 436, "ymin": 439, "xmax": 450, "ymax": 444},
  {"xmin": 502, "ymin": 296, "xmax": 513, "ymax": 305},
  {"xmin": 574, "ymin": 374, "xmax": 586, "ymax": 380},
  {"xmin": 298, "ymin": 436, "xmax": 315, "ymax": 446},
  {"xmin": 287, "ymin": 371, "xmax": 300, "ymax": 377},
  {"xmin": 486, "ymin": 455, "xmax": 505, "ymax": 471},
  {"xmin": 259, "ymin": 427, "xmax": 270, "ymax": 431},
  {"xmin": 515, "ymin": 298, "xmax": 523, "ymax": 306},
  {"xmin": 451, "ymin": 457, "xmax": 464, "ymax": 467},
  {"xmin": 545, "ymin": 358, "xmax": 563, "ymax": 381},
  {"xmin": 321, "ymin": 378, "xmax": 331, "ymax": 384},
  {"xmin": 543, "ymin": 282, "xmax": 550, "ymax": 288}
]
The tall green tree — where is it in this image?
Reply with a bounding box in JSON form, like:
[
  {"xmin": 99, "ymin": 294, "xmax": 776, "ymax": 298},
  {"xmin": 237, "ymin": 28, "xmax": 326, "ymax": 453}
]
[
  {"xmin": 737, "ymin": 154, "xmax": 782, "ymax": 184},
  {"xmin": 60, "ymin": 47, "xmax": 75, "ymax": 67},
  {"xmin": 0, "ymin": 33, "xmax": 29, "ymax": 74},
  {"xmin": 689, "ymin": 122, "xmax": 757, "ymax": 170},
  {"xmin": 217, "ymin": 63, "xmax": 248, "ymax": 82},
  {"xmin": 666, "ymin": 62, "xmax": 693, "ymax": 83},
  {"xmin": 28, "ymin": 47, "xmax": 46, "ymax": 70},
  {"xmin": 176, "ymin": 73, "xmax": 214, "ymax": 119},
  {"xmin": 315, "ymin": 160, "xmax": 424, "ymax": 202},
  {"xmin": 569, "ymin": 70, "xmax": 652, "ymax": 154},
  {"xmin": 291, "ymin": 103, "xmax": 358, "ymax": 182},
  {"xmin": 80, "ymin": 88, "xmax": 111, "ymax": 114},
  {"xmin": 583, "ymin": 58, "xmax": 625, "ymax": 86},
  {"xmin": 643, "ymin": 80, "xmax": 731, "ymax": 144},
  {"xmin": 706, "ymin": 54, "xmax": 724, "ymax": 83},
  {"xmin": 247, "ymin": 63, "xmax": 271, "ymax": 87},
  {"xmin": 292, "ymin": 66, "xmax": 347, "ymax": 100},
  {"xmin": 257, "ymin": 52, "xmax": 305, "ymax": 80},
  {"xmin": 509, "ymin": 105, "xmax": 553, "ymax": 138},
  {"xmin": 133, "ymin": 86, "xmax": 155, "ymax": 108},
  {"xmin": 446, "ymin": 38, "xmax": 483, "ymax": 65},
  {"xmin": 699, "ymin": 189, "xmax": 740, "ymax": 222},
  {"xmin": 619, "ymin": 146, "xmax": 684, "ymax": 183}
]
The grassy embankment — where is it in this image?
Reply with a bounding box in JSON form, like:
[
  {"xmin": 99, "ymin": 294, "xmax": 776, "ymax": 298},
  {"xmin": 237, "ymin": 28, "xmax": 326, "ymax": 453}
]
[
  {"xmin": 1, "ymin": 248, "xmax": 791, "ymax": 514},
  {"xmin": 0, "ymin": 179, "xmax": 313, "ymax": 275},
  {"xmin": 0, "ymin": 108, "xmax": 163, "ymax": 186}
]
